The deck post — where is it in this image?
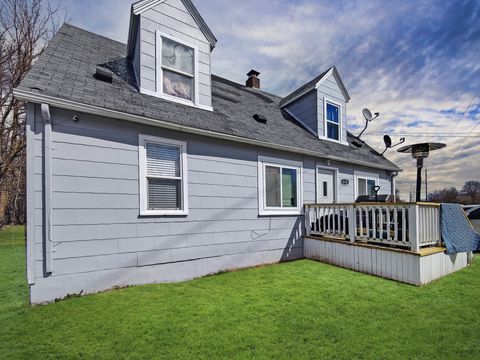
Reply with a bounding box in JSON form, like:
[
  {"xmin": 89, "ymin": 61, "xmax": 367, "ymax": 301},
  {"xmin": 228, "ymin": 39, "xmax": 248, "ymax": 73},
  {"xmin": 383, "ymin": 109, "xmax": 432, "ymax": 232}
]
[
  {"xmin": 436, "ymin": 207, "xmax": 442, "ymax": 247},
  {"xmin": 348, "ymin": 205, "xmax": 356, "ymax": 243},
  {"xmin": 409, "ymin": 204, "xmax": 420, "ymax": 252},
  {"xmin": 305, "ymin": 206, "xmax": 311, "ymax": 237}
]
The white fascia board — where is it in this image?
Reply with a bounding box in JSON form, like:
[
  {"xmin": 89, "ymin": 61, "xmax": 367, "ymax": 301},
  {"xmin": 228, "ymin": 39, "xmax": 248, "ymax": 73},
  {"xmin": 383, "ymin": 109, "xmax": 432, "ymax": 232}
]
[
  {"xmin": 315, "ymin": 67, "xmax": 351, "ymax": 102},
  {"xmin": 132, "ymin": 0, "xmax": 167, "ymax": 15},
  {"xmin": 13, "ymin": 88, "xmax": 401, "ymax": 172},
  {"xmin": 280, "ymin": 66, "xmax": 351, "ymax": 109}
]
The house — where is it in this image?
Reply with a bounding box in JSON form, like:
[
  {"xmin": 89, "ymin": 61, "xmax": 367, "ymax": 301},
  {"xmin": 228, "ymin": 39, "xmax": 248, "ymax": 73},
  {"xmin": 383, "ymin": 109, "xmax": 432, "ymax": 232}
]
[{"xmin": 15, "ymin": 0, "xmax": 405, "ymax": 304}]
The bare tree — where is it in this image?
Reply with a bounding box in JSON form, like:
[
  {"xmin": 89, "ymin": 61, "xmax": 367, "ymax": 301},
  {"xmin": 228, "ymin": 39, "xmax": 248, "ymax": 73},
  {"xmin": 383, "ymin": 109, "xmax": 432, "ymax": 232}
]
[
  {"xmin": 428, "ymin": 187, "xmax": 459, "ymax": 204},
  {"xmin": 0, "ymin": 0, "xmax": 65, "ymax": 225},
  {"xmin": 463, "ymin": 180, "xmax": 480, "ymax": 204}
]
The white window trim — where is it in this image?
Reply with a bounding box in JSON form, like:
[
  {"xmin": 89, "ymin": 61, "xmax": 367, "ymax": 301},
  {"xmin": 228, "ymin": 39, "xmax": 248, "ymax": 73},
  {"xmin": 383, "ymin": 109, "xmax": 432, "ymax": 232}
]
[
  {"xmin": 316, "ymin": 164, "xmax": 339, "ymax": 203},
  {"xmin": 139, "ymin": 31, "xmax": 203, "ymax": 109},
  {"xmin": 354, "ymin": 175, "xmax": 379, "ymax": 199},
  {"xmin": 139, "ymin": 134, "xmax": 188, "ymax": 216},
  {"xmin": 323, "ymin": 97, "xmax": 345, "ymax": 144},
  {"xmin": 258, "ymin": 156, "xmax": 303, "ymax": 216}
]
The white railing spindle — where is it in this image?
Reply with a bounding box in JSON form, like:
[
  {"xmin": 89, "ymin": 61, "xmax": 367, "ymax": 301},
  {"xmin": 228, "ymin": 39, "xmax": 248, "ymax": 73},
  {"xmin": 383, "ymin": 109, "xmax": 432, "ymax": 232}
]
[{"xmin": 304, "ymin": 202, "xmax": 440, "ymax": 252}]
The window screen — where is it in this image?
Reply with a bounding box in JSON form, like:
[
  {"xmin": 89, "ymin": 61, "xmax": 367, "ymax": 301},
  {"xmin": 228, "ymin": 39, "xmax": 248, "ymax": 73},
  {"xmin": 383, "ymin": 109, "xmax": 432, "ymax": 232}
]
[
  {"xmin": 265, "ymin": 166, "xmax": 281, "ymax": 207},
  {"xmin": 145, "ymin": 142, "xmax": 182, "ymax": 210}
]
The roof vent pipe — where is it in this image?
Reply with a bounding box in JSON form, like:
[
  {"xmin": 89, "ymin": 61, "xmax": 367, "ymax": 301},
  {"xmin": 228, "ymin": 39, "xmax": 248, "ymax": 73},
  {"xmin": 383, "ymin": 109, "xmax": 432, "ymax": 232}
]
[{"xmin": 246, "ymin": 69, "xmax": 260, "ymax": 89}]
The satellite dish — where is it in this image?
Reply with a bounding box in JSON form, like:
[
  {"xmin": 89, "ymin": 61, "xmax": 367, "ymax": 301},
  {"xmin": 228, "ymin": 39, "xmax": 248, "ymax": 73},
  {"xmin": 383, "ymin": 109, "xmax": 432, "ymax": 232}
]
[
  {"xmin": 363, "ymin": 108, "xmax": 374, "ymax": 122},
  {"xmin": 351, "ymin": 108, "xmax": 381, "ymax": 147},
  {"xmin": 384, "ymin": 135, "xmax": 392, "ymax": 148},
  {"xmin": 380, "ymin": 136, "xmax": 406, "ymax": 156}
]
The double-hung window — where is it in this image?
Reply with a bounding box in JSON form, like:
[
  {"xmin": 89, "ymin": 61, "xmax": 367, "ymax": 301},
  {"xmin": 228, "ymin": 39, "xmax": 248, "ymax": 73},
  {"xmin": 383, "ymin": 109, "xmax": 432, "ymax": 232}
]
[
  {"xmin": 357, "ymin": 177, "xmax": 377, "ymax": 197},
  {"xmin": 157, "ymin": 32, "xmax": 198, "ymax": 104},
  {"xmin": 139, "ymin": 135, "xmax": 188, "ymax": 216},
  {"xmin": 325, "ymin": 100, "xmax": 341, "ymax": 141},
  {"xmin": 258, "ymin": 157, "xmax": 303, "ymax": 216}
]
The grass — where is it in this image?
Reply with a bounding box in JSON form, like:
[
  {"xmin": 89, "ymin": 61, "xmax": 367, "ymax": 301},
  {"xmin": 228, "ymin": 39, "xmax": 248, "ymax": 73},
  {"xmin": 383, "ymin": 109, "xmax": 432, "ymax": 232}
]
[{"xmin": 0, "ymin": 226, "xmax": 479, "ymax": 359}]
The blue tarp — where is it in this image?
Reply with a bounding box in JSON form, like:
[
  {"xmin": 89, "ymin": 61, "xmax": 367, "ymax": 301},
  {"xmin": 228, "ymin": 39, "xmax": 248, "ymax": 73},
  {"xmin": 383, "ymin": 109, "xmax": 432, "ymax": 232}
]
[{"xmin": 441, "ymin": 204, "xmax": 480, "ymax": 254}]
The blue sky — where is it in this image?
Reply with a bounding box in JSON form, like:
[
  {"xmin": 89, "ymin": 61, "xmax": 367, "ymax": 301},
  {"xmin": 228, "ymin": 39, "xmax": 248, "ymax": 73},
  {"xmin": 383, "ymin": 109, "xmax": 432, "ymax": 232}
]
[{"xmin": 51, "ymin": 0, "xmax": 480, "ymax": 199}]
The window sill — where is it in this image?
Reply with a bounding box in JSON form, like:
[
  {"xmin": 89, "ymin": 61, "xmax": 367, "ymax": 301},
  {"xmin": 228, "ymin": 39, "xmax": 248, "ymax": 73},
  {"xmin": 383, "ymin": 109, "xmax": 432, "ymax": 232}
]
[
  {"xmin": 139, "ymin": 88, "xmax": 213, "ymax": 112},
  {"xmin": 140, "ymin": 210, "xmax": 189, "ymax": 217},
  {"xmin": 259, "ymin": 209, "xmax": 303, "ymax": 216},
  {"xmin": 319, "ymin": 136, "xmax": 349, "ymax": 146}
]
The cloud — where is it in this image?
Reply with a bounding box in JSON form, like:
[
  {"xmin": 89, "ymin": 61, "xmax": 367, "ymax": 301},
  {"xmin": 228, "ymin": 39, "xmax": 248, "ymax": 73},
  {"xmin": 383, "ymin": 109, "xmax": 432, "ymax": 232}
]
[{"xmin": 48, "ymin": 0, "xmax": 480, "ymax": 200}]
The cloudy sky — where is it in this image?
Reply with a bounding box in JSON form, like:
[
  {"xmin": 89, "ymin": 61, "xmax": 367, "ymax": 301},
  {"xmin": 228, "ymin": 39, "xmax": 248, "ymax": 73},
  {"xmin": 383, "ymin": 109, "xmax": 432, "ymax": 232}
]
[{"xmin": 51, "ymin": 0, "xmax": 480, "ymax": 199}]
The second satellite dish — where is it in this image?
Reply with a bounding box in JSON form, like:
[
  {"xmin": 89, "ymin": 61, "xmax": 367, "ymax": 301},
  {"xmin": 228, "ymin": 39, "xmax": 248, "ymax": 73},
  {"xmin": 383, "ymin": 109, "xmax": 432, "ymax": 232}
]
[
  {"xmin": 384, "ymin": 135, "xmax": 392, "ymax": 148},
  {"xmin": 381, "ymin": 135, "xmax": 406, "ymax": 155}
]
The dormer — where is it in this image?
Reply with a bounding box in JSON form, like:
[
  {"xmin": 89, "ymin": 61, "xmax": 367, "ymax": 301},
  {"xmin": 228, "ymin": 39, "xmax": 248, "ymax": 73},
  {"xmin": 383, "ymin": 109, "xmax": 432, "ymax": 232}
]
[
  {"xmin": 281, "ymin": 67, "xmax": 351, "ymax": 145},
  {"xmin": 127, "ymin": 0, "xmax": 217, "ymax": 111}
]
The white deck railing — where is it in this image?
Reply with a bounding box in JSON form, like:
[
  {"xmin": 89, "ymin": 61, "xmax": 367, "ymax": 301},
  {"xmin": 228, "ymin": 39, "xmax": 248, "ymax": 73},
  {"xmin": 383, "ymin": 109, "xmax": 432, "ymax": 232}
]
[{"xmin": 305, "ymin": 203, "xmax": 441, "ymax": 252}]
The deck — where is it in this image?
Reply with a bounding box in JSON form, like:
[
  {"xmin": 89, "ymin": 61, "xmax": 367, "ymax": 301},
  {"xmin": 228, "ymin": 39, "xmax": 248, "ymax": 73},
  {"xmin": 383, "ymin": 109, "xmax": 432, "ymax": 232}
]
[{"xmin": 303, "ymin": 203, "xmax": 470, "ymax": 285}]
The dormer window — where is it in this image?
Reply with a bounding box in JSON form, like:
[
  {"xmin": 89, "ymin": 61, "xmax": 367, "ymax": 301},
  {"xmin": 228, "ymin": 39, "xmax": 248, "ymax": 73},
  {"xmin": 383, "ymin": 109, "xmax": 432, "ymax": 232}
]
[
  {"xmin": 325, "ymin": 100, "xmax": 341, "ymax": 141},
  {"xmin": 161, "ymin": 37, "xmax": 194, "ymax": 101},
  {"xmin": 155, "ymin": 32, "xmax": 199, "ymax": 106}
]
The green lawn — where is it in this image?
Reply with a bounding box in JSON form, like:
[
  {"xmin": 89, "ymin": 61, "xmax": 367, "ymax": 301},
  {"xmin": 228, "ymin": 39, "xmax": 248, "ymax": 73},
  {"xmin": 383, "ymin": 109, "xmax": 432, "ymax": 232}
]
[{"xmin": 1, "ymin": 226, "xmax": 479, "ymax": 359}]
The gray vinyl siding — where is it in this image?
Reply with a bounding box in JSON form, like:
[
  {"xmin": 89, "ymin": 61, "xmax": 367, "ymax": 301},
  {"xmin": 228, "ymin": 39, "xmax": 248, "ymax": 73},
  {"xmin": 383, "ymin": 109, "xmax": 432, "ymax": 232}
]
[
  {"xmin": 312, "ymin": 160, "xmax": 391, "ymax": 203},
  {"xmin": 29, "ymin": 105, "xmax": 307, "ymax": 302},
  {"xmin": 27, "ymin": 103, "xmax": 391, "ymax": 303},
  {"xmin": 285, "ymin": 91, "xmax": 318, "ymax": 134},
  {"xmin": 139, "ymin": 0, "xmax": 212, "ymax": 107},
  {"xmin": 317, "ymin": 73, "xmax": 348, "ymax": 143}
]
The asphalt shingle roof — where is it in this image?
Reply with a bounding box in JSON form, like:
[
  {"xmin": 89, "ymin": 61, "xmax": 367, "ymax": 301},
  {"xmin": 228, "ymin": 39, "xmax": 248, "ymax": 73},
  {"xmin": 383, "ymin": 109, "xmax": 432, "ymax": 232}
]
[{"xmin": 16, "ymin": 24, "xmax": 399, "ymax": 171}]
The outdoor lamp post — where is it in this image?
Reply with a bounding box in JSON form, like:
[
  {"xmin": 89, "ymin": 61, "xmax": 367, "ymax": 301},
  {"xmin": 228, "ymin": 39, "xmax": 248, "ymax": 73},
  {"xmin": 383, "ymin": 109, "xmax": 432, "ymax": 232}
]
[{"xmin": 397, "ymin": 143, "xmax": 446, "ymax": 202}]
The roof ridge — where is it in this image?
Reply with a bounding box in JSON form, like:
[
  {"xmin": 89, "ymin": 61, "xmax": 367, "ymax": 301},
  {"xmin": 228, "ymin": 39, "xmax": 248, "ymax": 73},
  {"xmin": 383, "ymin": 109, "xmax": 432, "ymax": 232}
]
[
  {"xmin": 279, "ymin": 67, "xmax": 333, "ymax": 107},
  {"xmin": 61, "ymin": 23, "xmax": 127, "ymax": 47},
  {"xmin": 211, "ymin": 74, "xmax": 283, "ymax": 100}
]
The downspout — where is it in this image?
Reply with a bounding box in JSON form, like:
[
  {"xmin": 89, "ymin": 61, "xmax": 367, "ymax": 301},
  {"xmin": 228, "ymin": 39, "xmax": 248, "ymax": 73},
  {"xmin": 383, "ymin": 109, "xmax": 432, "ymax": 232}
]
[
  {"xmin": 41, "ymin": 103, "xmax": 53, "ymax": 275},
  {"xmin": 25, "ymin": 103, "xmax": 36, "ymax": 285},
  {"xmin": 390, "ymin": 171, "xmax": 399, "ymax": 202}
]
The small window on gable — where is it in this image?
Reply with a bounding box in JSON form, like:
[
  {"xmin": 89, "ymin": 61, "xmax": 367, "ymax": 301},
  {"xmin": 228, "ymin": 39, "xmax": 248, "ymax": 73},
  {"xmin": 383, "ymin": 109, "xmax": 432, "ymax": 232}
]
[
  {"xmin": 156, "ymin": 32, "xmax": 198, "ymax": 105},
  {"xmin": 161, "ymin": 37, "xmax": 194, "ymax": 101},
  {"xmin": 139, "ymin": 134, "xmax": 188, "ymax": 216},
  {"xmin": 325, "ymin": 101, "xmax": 340, "ymax": 141},
  {"xmin": 258, "ymin": 156, "xmax": 303, "ymax": 216}
]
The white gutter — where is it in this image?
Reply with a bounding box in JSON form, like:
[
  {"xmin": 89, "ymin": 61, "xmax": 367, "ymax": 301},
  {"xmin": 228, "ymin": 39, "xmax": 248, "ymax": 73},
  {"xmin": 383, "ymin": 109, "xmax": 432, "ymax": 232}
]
[
  {"xmin": 14, "ymin": 89, "xmax": 401, "ymax": 172},
  {"xmin": 41, "ymin": 103, "xmax": 53, "ymax": 275}
]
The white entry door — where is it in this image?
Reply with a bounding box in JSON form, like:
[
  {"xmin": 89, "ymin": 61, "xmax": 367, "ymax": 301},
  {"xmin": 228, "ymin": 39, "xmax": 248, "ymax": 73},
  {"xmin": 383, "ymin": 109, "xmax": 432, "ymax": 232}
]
[{"xmin": 317, "ymin": 169, "xmax": 336, "ymax": 203}]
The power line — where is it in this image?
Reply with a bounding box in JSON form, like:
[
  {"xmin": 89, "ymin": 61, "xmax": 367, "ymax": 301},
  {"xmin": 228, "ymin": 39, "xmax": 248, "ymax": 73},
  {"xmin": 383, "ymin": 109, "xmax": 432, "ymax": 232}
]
[
  {"xmin": 450, "ymin": 90, "xmax": 480, "ymax": 134},
  {"xmin": 442, "ymin": 117, "xmax": 480, "ymax": 167},
  {"xmin": 363, "ymin": 132, "xmax": 480, "ymax": 138},
  {"xmin": 440, "ymin": 92, "xmax": 480, "ymax": 164}
]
